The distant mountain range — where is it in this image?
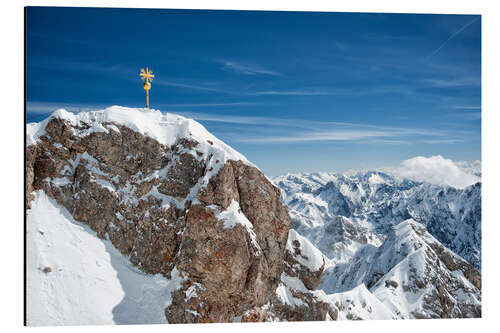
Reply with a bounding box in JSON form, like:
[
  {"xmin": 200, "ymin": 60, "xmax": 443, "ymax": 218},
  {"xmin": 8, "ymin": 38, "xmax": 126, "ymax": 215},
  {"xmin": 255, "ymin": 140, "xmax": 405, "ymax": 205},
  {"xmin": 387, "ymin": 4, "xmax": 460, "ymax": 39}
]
[
  {"xmin": 273, "ymin": 169, "xmax": 481, "ymax": 270},
  {"xmin": 271, "ymin": 169, "xmax": 481, "ymax": 319}
]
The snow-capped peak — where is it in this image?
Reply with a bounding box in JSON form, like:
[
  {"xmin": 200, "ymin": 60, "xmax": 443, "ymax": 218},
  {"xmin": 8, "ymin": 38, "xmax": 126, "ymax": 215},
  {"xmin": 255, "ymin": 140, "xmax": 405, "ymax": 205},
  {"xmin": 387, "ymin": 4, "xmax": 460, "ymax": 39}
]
[{"xmin": 26, "ymin": 105, "xmax": 252, "ymax": 167}]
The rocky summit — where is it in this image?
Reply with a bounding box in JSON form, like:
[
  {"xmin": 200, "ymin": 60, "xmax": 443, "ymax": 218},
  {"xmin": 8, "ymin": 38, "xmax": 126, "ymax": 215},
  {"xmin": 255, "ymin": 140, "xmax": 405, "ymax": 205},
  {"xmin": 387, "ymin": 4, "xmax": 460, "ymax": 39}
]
[
  {"xmin": 26, "ymin": 106, "xmax": 481, "ymax": 325},
  {"xmin": 26, "ymin": 106, "xmax": 290, "ymax": 323}
]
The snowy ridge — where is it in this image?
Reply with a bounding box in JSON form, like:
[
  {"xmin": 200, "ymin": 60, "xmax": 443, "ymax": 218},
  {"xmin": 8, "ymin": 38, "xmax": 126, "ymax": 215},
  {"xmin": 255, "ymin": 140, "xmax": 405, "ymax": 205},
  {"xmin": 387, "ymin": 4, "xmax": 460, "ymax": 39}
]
[
  {"xmin": 26, "ymin": 105, "xmax": 290, "ymax": 324},
  {"xmin": 322, "ymin": 284, "xmax": 396, "ymax": 320},
  {"xmin": 26, "ymin": 106, "xmax": 253, "ymax": 167},
  {"xmin": 276, "ymin": 272, "xmax": 396, "ymax": 320},
  {"xmin": 27, "ymin": 105, "xmax": 259, "ymax": 211},
  {"xmin": 286, "ymin": 229, "xmax": 325, "ymax": 272},
  {"xmin": 366, "ymin": 220, "xmax": 481, "ymax": 318}
]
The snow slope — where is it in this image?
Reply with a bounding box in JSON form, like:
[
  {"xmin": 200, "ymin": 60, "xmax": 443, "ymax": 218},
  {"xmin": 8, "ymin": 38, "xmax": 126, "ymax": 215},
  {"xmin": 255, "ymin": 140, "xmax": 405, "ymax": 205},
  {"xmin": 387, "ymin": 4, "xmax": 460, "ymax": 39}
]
[
  {"xmin": 276, "ymin": 265, "xmax": 395, "ymax": 320},
  {"xmin": 286, "ymin": 229, "xmax": 325, "ymax": 272},
  {"xmin": 26, "ymin": 190, "xmax": 185, "ymax": 326}
]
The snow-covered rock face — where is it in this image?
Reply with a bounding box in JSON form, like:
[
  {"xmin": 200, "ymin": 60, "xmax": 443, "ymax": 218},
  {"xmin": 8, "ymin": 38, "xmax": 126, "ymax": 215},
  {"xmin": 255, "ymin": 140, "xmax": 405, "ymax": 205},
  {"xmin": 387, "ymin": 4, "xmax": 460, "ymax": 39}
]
[
  {"xmin": 26, "ymin": 106, "xmax": 290, "ymax": 325},
  {"xmin": 369, "ymin": 220, "xmax": 481, "ymax": 319},
  {"xmin": 320, "ymin": 220, "xmax": 480, "ymax": 319}
]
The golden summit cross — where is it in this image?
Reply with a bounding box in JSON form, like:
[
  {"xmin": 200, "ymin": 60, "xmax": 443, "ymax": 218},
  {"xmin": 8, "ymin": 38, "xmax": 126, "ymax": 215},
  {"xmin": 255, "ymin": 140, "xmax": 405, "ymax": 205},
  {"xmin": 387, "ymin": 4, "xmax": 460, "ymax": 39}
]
[{"xmin": 139, "ymin": 67, "xmax": 155, "ymax": 108}]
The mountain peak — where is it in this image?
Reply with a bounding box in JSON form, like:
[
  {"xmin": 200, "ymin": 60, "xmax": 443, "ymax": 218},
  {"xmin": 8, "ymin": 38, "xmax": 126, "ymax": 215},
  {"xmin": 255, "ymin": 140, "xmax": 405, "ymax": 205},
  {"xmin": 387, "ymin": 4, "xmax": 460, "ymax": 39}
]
[
  {"xmin": 26, "ymin": 105, "xmax": 291, "ymax": 324},
  {"xmin": 27, "ymin": 106, "xmax": 252, "ymax": 168}
]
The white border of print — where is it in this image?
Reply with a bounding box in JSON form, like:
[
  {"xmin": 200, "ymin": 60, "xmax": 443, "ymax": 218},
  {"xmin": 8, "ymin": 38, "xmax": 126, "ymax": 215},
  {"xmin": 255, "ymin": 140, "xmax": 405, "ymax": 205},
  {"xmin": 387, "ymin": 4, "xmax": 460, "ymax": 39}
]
[{"xmin": 2, "ymin": 1, "xmax": 498, "ymax": 333}]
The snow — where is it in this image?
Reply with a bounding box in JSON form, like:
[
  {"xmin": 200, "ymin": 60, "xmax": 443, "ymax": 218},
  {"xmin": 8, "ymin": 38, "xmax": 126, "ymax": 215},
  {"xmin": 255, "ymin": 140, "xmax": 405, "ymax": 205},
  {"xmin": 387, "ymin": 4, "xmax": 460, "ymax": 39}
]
[
  {"xmin": 211, "ymin": 200, "xmax": 260, "ymax": 250},
  {"xmin": 275, "ymin": 282, "xmax": 306, "ymax": 308},
  {"xmin": 96, "ymin": 178, "xmax": 116, "ymax": 193},
  {"xmin": 106, "ymin": 124, "xmax": 120, "ymax": 133},
  {"xmin": 48, "ymin": 177, "xmax": 71, "ymax": 187},
  {"xmin": 26, "ymin": 116, "xmax": 50, "ymax": 146},
  {"xmin": 321, "ymin": 284, "xmax": 396, "ymax": 320},
  {"xmin": 26, "ymin": 190, "xmax": 186, "ymax": 326},
  {"xmin": 370, "ymin": 249, "xmax": 430, "ymax": 318},
  {"xmin": 286, "ymin": 229, "xmax": 325, "ymax": 271},
  {"xmin": 26, "ymin": 106, "xmax": 252, "ymax": 168},
  {"xmin": 277, "ymin": 272, "xmax": 395, "ymax": 320},
  {"xmin": 368, "ymin": 173, "xmax": 385, "ymax": 185},
  {"xmin": 26, "ymin": 105, "xmax": 259, "ymax": 214},
  {"xmin": 274, "ymin": 167, "xmax": 481, "ymax": 269}
]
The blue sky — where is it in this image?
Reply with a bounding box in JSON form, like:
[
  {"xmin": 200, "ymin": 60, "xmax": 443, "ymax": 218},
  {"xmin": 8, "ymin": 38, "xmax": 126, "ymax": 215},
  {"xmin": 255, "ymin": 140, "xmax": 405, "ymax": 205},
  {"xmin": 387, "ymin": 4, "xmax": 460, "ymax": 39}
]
[{"xmin": 26, "ymin": 7, "xmax": 481, "ymax": 176}]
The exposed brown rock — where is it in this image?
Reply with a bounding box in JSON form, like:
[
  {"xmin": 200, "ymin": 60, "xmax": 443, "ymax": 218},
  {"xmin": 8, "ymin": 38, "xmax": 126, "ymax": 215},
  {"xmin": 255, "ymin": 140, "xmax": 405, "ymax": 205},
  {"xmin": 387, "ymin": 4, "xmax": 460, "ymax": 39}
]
[
  {"xmin": 284, "ymin": 240, "xmax": 325, "ymax": 291},
  {"xmin": 26, "ymin": 115, "xmax": 291, "ymax": 323},
  {"xmin": 269, "ymin": 291, "xmax": 335, "ymax": 322}
]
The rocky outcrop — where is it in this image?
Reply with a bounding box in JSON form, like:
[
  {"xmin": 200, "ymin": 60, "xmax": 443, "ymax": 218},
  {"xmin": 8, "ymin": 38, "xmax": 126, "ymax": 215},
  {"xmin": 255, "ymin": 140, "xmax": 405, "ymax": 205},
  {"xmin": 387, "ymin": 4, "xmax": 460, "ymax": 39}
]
[
  {"xmin": 262, "ymin": 229, "xmax": 335, "ymax": 322},
  {"xmin": 283, "ymin": 229, "xmax": 325, "ymax": 290},
  {"xmin": 26, "ymin": 108, "xmax": 291, "ymax": 323}
]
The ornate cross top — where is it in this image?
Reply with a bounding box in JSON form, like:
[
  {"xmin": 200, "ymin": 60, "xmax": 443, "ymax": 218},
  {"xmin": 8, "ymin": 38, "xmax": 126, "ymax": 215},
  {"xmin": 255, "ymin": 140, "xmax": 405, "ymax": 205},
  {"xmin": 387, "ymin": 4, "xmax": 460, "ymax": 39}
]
[
  {"xmin": 139, "ymin": 67, "xmax": 154, "ymax": 108},
  {"xmin": 140, "ymin": 67, "xmax": 154, "ymax": 83}
]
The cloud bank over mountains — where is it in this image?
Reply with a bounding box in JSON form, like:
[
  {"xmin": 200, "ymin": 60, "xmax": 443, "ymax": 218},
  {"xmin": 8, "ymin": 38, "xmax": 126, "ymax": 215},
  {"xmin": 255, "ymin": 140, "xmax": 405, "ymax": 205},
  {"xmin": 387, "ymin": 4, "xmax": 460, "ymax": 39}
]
[{"xmin": 383, "ymin": 155, "xmax": 480, "ymax": 189}]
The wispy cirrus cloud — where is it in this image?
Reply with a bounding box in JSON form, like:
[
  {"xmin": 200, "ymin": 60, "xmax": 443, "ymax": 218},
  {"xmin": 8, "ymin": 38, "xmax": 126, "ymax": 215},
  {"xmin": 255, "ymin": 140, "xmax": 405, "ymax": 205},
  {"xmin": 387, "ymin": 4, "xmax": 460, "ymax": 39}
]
[
  {"xmin": 153, "ymin": 79, "xmax": 230, "ymax": 93},
  {"xmin": 450, "ymin": 112, "xmax": 481, "ymax": 121},
  {"xmin": 421, "ymin": 139, "xmax": 465, "ymax": 144},
  {"xmin": 426, "ymin": 17, "xmax": 480, "ymax": 60},
  {"xmin": 454, "ymin": 106, "xmax": 481, "ymax": 110},
  {"xmin": 424, "ymin": 77, "xmax": 481, "ymax": 87},
  {"xmin": 218, "ymin": 60, "xmax": 281, "ymax": 76},
  {"xmin": 237, "ymin": 130, "xmax": 395, "ymax": 143},
  {"xmin": 174, "ymin": 111, "xmax": 454, "ymax": 145},
  {"xmin": 246, "ymin": 90, "xmax": 330, "ymax": 96},
  {"xmin": 26, "ymin": 101, "xmax": 110, "ymax": 114},
  {"xmin": 235, "ymin": 127, "xmax": 448, "ymax": 144},
  {"xmin": 160, "ymin": 102, "xmax": 258, "ymax": 108}
]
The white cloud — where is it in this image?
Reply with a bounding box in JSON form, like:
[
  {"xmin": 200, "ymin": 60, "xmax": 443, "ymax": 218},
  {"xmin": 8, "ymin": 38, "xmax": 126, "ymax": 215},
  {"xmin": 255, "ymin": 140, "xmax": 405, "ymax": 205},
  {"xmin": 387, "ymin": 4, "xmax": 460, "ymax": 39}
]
[
  {"xmin": 454, "ymin": 106, "xmax": 481, "ymax": 110},
  {"xmin": 424, "ymin": 77, "xmax": 481, "ymax": 87},
  {"xmin": 219, "ymin": 60, "xmax": 281, "ymax": 76},
  {"xmin": 426, "ymin": 16, "xmax": 480, "ymax": 60},
  {"xmin": 174, "ymin": 111, "xmax": 452, "ymax": 144},
  {"xmin": 161, "ymin": 102, "xmax": 257, "ymax": 107},
  {"xmin": 247, "ymin": 90, "xmax": 330, "ymax": 96},
  {"xmin": 153, "ymin": 80, "xmax": 229, "ymax": 93},
  {"xmin": 26, "ymin": 101, "xmax": 108, "ymax": 114},
  {"xmin": 383, "ymin": 155, "xmax": 480, "ymax": 189}
]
